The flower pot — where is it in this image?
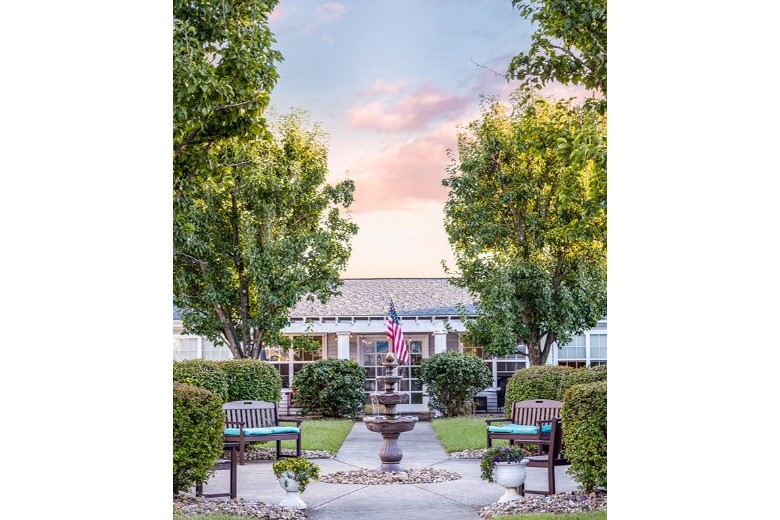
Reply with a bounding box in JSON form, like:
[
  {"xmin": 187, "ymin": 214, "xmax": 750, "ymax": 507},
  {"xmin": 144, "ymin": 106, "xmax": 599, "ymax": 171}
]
[
  {"xmin": 493, "ymin": 459, "xmax": 529, "ymax": 503},
  {"xmin": 278, "ymin": 471, "xmax": 307, "ymax": 509}
]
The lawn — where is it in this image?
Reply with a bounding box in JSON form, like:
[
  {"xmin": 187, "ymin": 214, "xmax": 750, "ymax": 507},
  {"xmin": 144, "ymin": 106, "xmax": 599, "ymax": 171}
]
[
  {"xmin": 250, "ymin": 418, "xmax": 354, "ymax": 453},
  {"xmin": 495, "ymin": 512, "xmax": 606, "ymax": 520},
  {"xmin": 430, "ymin": 415, "xmax": 510, "ymax": 452}
]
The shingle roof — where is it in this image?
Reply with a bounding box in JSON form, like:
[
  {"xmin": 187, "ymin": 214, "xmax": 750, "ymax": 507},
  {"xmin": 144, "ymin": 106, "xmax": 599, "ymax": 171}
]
[
  {"xmin": 291, "ymin": 278, "xmax": 476, "ymax": 318},
  {"xmin": 174, "ymin": 279, "xmax": 477, "ymax": 320}
]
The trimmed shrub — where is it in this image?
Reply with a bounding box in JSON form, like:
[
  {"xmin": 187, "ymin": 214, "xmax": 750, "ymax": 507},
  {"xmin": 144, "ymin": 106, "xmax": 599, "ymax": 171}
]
[
  {"xmin": 173, "ymin": 382, "xmax": 225, "ymax": 495},
  {"xmin": 504, "ymin": 365, "xmax": 607, "ymax": 416},
  {"xmin": 173, "ymin": 359, "xmax": 229, "ymax": 402},
  {"xmin": 218, "ymin": 358, "xmax": 282, "ymax": 403},
  {"xmin": 293, "ymin": 359, "xmax": 366, "ymax": 418},
  {"xmin": 418, "ymin": 351, "xmax": 493, "ymax": 416},
  {"xmin": 561, "ymin": 381, "xmax": 607, "ymax": 491}
]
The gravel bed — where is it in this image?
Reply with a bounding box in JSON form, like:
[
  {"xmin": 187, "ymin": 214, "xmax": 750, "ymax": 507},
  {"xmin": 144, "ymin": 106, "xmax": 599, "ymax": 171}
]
[
  {"xmin": 449, "ymin": 448, "xmax": 487, "ymax": 459},
  {"xmin": 234, "ymin": 447, "xmax": 334, "ymax": 461},
  {"xmin": 449, "ymin": 448, "xmax": 536, "ymax": 459},
  {"xmin": 478, "ymin": 491, "xmax": 607, "ymax": 518},
  {"xmin": 320, "ymin": 468, "xmax": 461, "ymax": 485},
  {"xmin": 173, "ymin": 496, "xmax": 306, "ymax": 519}
]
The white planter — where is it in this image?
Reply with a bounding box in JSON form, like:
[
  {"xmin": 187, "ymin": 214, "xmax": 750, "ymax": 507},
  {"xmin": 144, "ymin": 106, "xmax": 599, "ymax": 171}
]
[
  {"xmin": 493, "ymin": 460, "xmax": 529, "ymax": 503},
  {"xmin": 278, "ymin": 471, "xmax": 307, "ymax": 509}
]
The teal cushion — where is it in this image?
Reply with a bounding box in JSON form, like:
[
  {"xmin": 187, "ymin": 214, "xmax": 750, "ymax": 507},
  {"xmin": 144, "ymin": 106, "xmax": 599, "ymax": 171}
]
[
  {"xmin": 224, "ymin": 426, "xmax": 300, "ymax": 436},
  {"xmin": 487, "ymin": 423, "xmax": 552, "ymax": 435}
]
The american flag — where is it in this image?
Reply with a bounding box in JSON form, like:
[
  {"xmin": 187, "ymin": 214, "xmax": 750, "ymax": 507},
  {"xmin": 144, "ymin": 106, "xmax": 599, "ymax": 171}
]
[{"xmin": 386, "ymin": 300, "xmax": 409, "ymax": 365}]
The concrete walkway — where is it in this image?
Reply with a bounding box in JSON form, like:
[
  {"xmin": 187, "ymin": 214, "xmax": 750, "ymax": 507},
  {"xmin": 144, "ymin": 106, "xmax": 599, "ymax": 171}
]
[{"xmin": 197, "ymin": 420, "xmax": 580, "ymax": 520}]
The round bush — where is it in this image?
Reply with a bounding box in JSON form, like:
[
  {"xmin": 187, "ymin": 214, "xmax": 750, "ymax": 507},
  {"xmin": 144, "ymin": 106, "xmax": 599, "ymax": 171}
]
[
  {"xmin": 561, "ymin": 381, "xmax": 607, "ymax": 491},
  {"xmin": 218, "ymin": 358, "xmax": 282, "ymax": 403},
  {"xmin": 173, "ymin": 382, "xmax": 225, "ymax": 495},
  {"xmin": 292, "ymin": 359, "xmax": 366, "ymax": 418},
  {"xmin": 173, "ymin": 359, "xmax": 229, "ymax": 402},
  {"xmin": 418, "ymin": 351, "xmax": 492, "ymax": 416}
]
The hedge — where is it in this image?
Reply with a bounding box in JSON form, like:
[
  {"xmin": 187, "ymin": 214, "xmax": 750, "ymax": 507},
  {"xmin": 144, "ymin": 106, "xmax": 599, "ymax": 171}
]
[
  {"xmin": 173, "ymin": 382, "xmax": 225, "ymax": 495},
  {"xmin": 292, "ymin": 359, "xmax": 366, "ymax": 418},
  {"xmin": 218, "ymin": 358, "xmax": 282, "ymax": 403},
  {"xmin": 560, "ymin": 381, "xmax": 607, "ymax": 491},
  {"xmin": 172, "ymin": 359, "xmax": 229, "ymax": 402},
  {"xmin": 504, "ymin": 365, "xmax": 607, "ymax": 416}
]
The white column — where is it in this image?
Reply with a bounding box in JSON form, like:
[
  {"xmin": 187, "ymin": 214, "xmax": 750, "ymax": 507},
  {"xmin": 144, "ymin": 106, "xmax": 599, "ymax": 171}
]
[
  {"xmin": 434, "ymin": 331, "xmax": 447, "ymax": 354},
  {"xmin": 337, "ymin": 332, "xmax": 350, "ymax": 360}
]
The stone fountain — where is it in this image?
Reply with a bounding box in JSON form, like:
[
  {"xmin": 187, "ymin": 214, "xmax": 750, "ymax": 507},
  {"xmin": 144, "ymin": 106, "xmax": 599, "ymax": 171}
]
[{"xmin": 362, "ymin": 351, "xmax": 418, "ymax": 472}]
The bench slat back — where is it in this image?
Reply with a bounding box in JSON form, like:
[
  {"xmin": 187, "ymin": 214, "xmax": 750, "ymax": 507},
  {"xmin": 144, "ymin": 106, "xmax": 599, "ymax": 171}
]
[
  {"xmin": 223, "ymin": 400, "xmax": 279, "ymax": 428},
  {"xmin": 510, "ymin": 399, "xmax": 563, "ymax": 425}
]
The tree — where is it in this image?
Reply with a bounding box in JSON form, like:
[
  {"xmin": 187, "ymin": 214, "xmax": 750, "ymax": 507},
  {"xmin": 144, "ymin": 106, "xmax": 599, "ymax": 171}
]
[
  {"xmin": 507, "ymin": 0, "xmax": 607, "ymax": 99},
  {"xmin": 442, "ymin": 92, "xmax": 606, "ymax": 365},
  {"xmin": 174, "ymin": 111, "xmax": 358, "ymax": 359},
  {"xmin": 174, "ymin": 0, "xmax": 282, "ymax": 190}
]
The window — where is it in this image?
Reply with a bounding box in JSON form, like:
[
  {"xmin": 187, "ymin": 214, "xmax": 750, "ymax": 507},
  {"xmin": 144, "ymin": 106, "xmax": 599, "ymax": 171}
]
[
  {"xmin": 263, "ymin": 336, "xmax": 324, "ymax": 388},
  {"xmin": 202, "ymin": 339, "xmax": 232, "ymax": 361},
  {"xmin": 589, "ymin": 334, "xmax": 607, "ymax": 366},
  {"xmin": 558, "ymin": 333, "xmax": 608, "ymax": 367},
  {"xmin": 361, "ymin": 335, "xmax": 427, "ymax": 406},
  {"xmin": 173, "ymin": 336, "xmax": 199, "ymax": 361}
]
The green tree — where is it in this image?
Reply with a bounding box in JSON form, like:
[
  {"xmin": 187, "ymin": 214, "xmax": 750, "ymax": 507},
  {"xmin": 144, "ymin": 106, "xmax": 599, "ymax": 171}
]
[
  {"xmin": 174, "ymin": 111, "xmax": 358, "ymax": 359},
  {"xmin": 507, "ymin": 0, "xmax": 607, "ymax": 99},
  {"xmin": 443, "ymin": 92, "xmax": 606, "ymax": 365},
  {"xmin": 174, "ymin": 0, "xmax": 282, "ymax": 189}
]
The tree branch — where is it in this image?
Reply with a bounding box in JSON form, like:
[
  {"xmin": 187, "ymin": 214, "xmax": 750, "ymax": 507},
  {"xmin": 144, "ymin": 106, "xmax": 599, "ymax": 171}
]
[{"xmin": 470, "ymin": 57, "xmax": 505, "ymax": 77}]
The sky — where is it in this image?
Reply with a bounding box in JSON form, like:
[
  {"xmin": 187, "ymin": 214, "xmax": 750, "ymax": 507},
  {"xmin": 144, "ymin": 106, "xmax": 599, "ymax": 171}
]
[{"xmin": 265, "ymin": 0, "xmax": 539, "ymax": 278}]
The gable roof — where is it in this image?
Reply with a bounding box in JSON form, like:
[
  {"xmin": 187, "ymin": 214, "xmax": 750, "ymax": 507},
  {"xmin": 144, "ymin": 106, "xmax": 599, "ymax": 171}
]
[{"xmin": 291, "ymin": 278, "xmax": 476, "ymax": 318}]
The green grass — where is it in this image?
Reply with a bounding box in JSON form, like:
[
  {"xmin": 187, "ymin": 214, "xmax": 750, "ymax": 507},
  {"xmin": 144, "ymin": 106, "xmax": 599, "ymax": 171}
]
[
  {"xmin": 249, "ymin": 418, "xmax": 354, "ymax": 453},
  {"xmin": 430, "ymin": 415, "xmax": 510, "ymax": 452},
  {"xmin": 494, "ymin": 512, "xmax": 606, "ymax": 520}
]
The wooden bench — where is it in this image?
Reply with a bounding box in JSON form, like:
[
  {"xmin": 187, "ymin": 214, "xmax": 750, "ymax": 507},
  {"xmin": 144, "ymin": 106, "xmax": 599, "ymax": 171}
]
[
  {"xmin": 486, "ymin": 399, "xmax": 568, "ymax": 495},
  {"xmin": 485, "ymin": 399, "xmax": 564, "ymax": 451},
  {"xmin": 222, "ymin": 400, "xmax": 302, "ymax": 465}
]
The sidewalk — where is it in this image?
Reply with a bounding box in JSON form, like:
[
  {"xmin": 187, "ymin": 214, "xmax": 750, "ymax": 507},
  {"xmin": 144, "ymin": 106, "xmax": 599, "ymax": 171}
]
[{"xmin": 197, "ymin": 421, "xmax": 579, "ymax": 520}]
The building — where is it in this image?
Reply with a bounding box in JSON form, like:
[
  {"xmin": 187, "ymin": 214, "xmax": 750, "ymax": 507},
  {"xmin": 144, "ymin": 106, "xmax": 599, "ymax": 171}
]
[{"xmin": 173, "ymin": 278, "xmax": 607, "ymax": 413}]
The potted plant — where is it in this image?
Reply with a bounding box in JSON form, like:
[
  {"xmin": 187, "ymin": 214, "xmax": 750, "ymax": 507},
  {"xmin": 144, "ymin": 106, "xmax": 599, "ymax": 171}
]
[
  {"xmin": 272, "ymin": 457, "xmax": 320, "ymax": 509},
  {"xmin": 480, "ymin": 446, "xmax": 530, "ymax": 503}
]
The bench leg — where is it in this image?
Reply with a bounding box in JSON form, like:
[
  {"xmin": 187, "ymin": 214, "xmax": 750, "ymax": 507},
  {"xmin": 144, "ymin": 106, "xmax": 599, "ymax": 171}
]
[
  {"xmin": 239, "ymin": 438, "xmax": 245, "ymax": 465},
  {"xmin": 296, "ymin": 436, "xmax": 301, "ymax": 458},
  {"xmin": 276, "ymin": 440, "xmax": 282, "ymax": 459},
  {"xmin": 229, "ymin": 446, "xmax": 237, "ymax": 499}
]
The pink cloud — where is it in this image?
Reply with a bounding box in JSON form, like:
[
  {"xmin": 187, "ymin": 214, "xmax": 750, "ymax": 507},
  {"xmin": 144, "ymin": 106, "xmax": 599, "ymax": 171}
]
[
  {"xmin": 346, "ymin": 82, "xmax": 470, "ymax": 132},
  {"xmin": 349, "ymin": 123, "xmax": 459, "ymax": 213},
  {"xmin": 359, "ymin": 79, "xmax": 406, "ymax": 97}
]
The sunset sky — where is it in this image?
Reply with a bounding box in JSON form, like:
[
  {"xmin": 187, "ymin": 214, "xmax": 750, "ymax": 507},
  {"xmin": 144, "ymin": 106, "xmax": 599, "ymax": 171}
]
[{"xmin": 266, "ymin": 0, "xmax": 549, "ymax": 278}]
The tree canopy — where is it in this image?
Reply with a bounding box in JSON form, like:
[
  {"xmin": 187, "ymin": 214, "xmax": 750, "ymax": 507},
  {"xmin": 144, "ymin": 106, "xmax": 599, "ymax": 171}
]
[
  {"xmin": 174, "ymin": 0, "xmax": 282, "ymax": 189},
  {"xmin": 507, "ymin": 0, "xmax": 607, "ymax": 99},
  {"xmin": 174, "ymin": 111, "xmax": 358, "ymax": 359},
  {"xmin": 442, "ymin": 92, "xmax": 606, "ymax": 365}
]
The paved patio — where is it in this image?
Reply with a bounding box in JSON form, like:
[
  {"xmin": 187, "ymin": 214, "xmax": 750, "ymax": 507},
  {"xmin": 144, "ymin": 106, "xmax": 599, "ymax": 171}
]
[{"xmin": 195, "ymin": 420, "xmax": 580, "ymax": 520}]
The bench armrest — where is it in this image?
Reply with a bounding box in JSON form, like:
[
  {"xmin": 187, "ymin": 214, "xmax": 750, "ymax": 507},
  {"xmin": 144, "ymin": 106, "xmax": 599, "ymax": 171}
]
[
  {"xmin": 225, "ymin": 421, "xmax": 245, "ymax": 428},
  {"xmin": 485, "ymin": 418, "xmax": 510, "ymax": 425},
  {"xmin": 279, "ymin": 418, "xmax": 303, "ymax": 427}
]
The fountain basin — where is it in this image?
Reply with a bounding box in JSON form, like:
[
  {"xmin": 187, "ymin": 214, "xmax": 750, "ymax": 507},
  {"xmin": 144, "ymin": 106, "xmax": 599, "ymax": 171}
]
[{"xmin": 363, "ymin": 415, "xmax": 418, "ymax": 435}]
